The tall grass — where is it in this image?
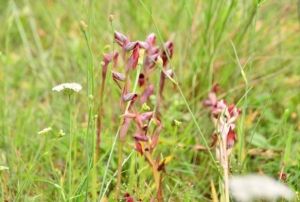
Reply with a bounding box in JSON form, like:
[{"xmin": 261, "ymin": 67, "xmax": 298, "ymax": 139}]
[{"xmin": 0, "ymin": 0, "xmax": 299, "ymax": 201}]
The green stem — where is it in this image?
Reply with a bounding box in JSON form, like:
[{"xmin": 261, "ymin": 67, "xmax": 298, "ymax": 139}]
[
  {"xmin": 115, "ymin": 140, "xmax": 124, "ymax": 200},
  {"xmin": 68, "ymin": 95, "xmax": 73, "ymax": 200},
  {"xmin": 222, "ymin": 139, "xmax": 230, "ymax": 202},
  {"xmin": 116, "ymin": 64, "xmax": 142, "ymax": 200}
]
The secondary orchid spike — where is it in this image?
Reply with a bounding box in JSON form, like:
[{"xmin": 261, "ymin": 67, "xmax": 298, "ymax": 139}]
[
  {"xmin": 204, "ymin": 86, "xmax": 241, "ymax": 149},
  {"xmin": 203, "ymin": 86, "xmax": 242, "ymax": 202}
]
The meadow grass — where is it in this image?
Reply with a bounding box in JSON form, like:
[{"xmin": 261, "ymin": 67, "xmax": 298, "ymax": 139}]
[{"xmin": 0, "ymin": 0, "xmax": 300, "ymax": 201}]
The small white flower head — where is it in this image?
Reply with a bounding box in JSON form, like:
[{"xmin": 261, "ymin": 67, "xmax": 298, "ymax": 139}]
[
  {"xmin": 52, "ymin": 83, "xmax": 82, "ymax": 93},
  {"xmin": 38, "ymin": 127, "xmax": 52, "ymax": 135},
  {"xmin": 229, "ymin": 174, "xmax": 295, "ymax": 202},
  {"xmin": 58, "ymin": 129, "xmax": 66, "ymax": 137}
]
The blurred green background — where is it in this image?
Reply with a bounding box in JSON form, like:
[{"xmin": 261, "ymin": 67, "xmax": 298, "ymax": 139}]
[{"xmin": 0, "ymin": 0, "xmax": 300, "ymax": 201}]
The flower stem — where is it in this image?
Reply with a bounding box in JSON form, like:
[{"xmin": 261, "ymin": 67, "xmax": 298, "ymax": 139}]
[
  {"xmin": 144, "ymin": 151, "xmax": 163, "ymax": 202},
  {"xmin": 220, "ymin": 136, "xmax": 229, "ymax": 202},
  {"xmin": 96, "ymin": 75, "xmax": 106, "ymax": 159},
  {"xmin": 115, "ymin": 140, "xmax": 124, "ymax": 200},
  {"xmin": 68, "ymin": 95, "xmax": 73, "ymax": 200},
  {"xmin": 115, "ymin": 64, "xmax": 142, "ymax": 200}
]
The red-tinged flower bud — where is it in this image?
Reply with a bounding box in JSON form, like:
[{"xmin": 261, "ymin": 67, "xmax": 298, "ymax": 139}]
[
  {"xmin": 124, "ymin": 41, "xmax": 138, "ymax": 51},
  {"xmin": 112, "ymin": 52, "xmax": 119, "ymax": 67},
  {"xmin": 150, "ymin": 123, "xmax": 162, "ymax": 150},
  {"xmin": 103, "ymin": 52, "xmax": 118, "ymax": 64},
  {"xmin": 212, "ymin": 83, "xmax": 220, "ymax": 93},
  {"xmin": 144, "ymin": 52, "xmax": 159, "ymax": 70},
  {"xmin": 203, "ymin": 92, "xmax": 218, "ymax": 108},
  {"xmin": 140, "ymin": 111, "xmax": 154, "ymax": 121},
  {"xmin": 146, "ymin": 33, "xmax": 156, "ymax": 46},
  {"xmin": 120, "ymin": 117, "xmax": 131, "ymax": 141},
  {"xmin": 210, "ymin": 133, "xmax": 218, "ymax": 148},
  {"xmin": 210, "ymin": 99, "xmax": 226, "ymax": 116},
  {"xmin": 134, "ymin": 134, "xmax": 149, "ymax": 142},
  {"xmin": 114, "ymin": 31, "xmax": 128, "ymax": 47},
  {"xmin": 161, "ymin": 41, "xmax": 174, "ymax": 66},
  {"xmin": 127, "ymin": 45, "xmax": 140, "ymax": 70},
  {"xmin": 227, "ymin": 128, "xmax": 237, "ymax": 149},
  {"xmin": 112, "ymin": 71, "xmax": 125, "ymax": 81},
  {"xmin": 138, "ymin": 41, "xmax": 149, "ymax": 49},
  {"xmin": 149, "ymin": 52, "xmax": 160, "ymax": 61},
  {"xmin": 138, "ymin": 73, "xmax": 145, "ymax": 86},
  {"xmin": 151, "ymin": 133, "xmax": 159, "ymax": 150},
  {"xmin": 157, "ymin": 161, "xmax": 166, "ymax": 172},
  {"xmin": 102, "ymin": 52, "xmax": 118, "ymax": 79},
  {"xmin": 124, "ymin": 193, "xmax": 134, "ymax": 202},
  {"xmin": 122, "ymin": 93, "xmax": 138, "ymax": 102},
  {"xmin": 278, "ymin": 171, "xmax": 287, "ymax": 181},
  {"xmin": 228, "ymin": 104, "xmax": 241, "ymax": 123},
  {"xmin": 123, "ymin": 112, "xmax": 136, "ymax": 119},
  {"xmin": 140, "ymin": 84, "xmax": 154, "ymax": 103},
  {"xmin": 135, "ymin": 141, "xmax": 143, "ymax": 155}
]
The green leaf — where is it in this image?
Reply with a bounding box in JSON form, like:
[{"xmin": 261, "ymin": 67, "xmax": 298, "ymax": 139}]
[{"xmin": 248, "ymin": 133, "xmax": 272, "ymax": 148}]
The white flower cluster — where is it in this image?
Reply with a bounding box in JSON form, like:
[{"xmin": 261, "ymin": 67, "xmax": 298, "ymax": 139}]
[{"xmin": 52, "ymin": 83, "xmax": 82, "ymax": 93}]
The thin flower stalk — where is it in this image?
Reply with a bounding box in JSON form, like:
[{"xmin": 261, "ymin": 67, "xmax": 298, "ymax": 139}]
[
  {"xmin": 52, "ymin": 82, "xmax": 82, "ymax": 200},
  {"xmin": 116, "ymin": 63, "xmax": 142, "ymax": 200},
  {"xmin": 204, "ymin": 85, "xmax": 241, "ymax": 202},
  {"xmin": 96, "ymin": 52, "xmax": 118, "ymax": 158}
]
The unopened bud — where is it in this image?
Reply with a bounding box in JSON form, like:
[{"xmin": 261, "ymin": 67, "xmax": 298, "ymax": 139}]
[
  {"xmin": 109, "ymin": 14, "xmax": 114, "ymax": 22},
  {"xmin": 174, "ymin": 119, "xmax": 182, "ymax": 127},
  {"xmin": 80, "ymin": 20, "xmax": 88, "ymax": 29},
  {"xmin": 142, "ymin": 103, "xmax": 151, "ymax": 111}
]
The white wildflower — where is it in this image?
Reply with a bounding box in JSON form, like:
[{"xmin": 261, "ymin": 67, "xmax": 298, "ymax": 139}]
[
  {"xmin": 229, "ymin": 174, "xmax": 294, "ymax": 202},
  {"xmin": 52, "ymin": 83, "xmax": 82, "ymax": 93},
  {"xmin": 38, "ymin": 127, "xmax": 52, "ymax": 135},
  {"xmin": 58, "ymin": 129, "xmax": 66, "ymax": 137}
]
